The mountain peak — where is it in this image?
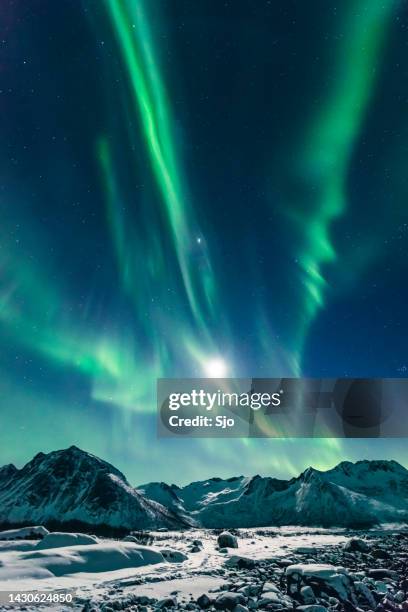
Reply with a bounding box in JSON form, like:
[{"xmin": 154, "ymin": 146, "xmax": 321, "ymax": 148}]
[
  {"xmin": 298, "ymin": 466, "xmax": 323, "ymax": 482},
  {"xmin": 0, "ymin": 447, "xmax": 186, "ymax": 531},
  {"xmin": 0, "ymin": 463, "xmax": 18, "ymax": 485},
  {"xmin": 330, "ymin": 459, "xmax": 407, "ymax": 476}
]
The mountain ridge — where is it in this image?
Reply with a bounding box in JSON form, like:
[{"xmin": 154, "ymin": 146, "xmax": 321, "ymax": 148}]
[
  {"xmin": 1, "ymin": 447, "xmax": 407, "ymax": 531},
  {"xmin": 140, "ymin": 458, "xmax": 408, "ymax": 528}
]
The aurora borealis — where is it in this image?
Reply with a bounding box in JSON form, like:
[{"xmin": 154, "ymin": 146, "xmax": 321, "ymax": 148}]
[{"xmin": 1, "ymin": 0, "xmax": 408, "ymax": 485}]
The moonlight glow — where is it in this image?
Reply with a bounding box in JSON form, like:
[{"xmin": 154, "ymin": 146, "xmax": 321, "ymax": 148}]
[{"xmin": 204, "ymin": 358, "xmax": 228, "ymax": 378}]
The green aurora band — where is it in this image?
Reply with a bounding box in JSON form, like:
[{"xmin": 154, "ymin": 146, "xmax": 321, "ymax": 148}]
[
  {"xmin": 0, "ymin": 0, "xmax": 406, "ymax": 482},
  {"xmin": 285, "ymin": 0, "xmax": 398, "ymax": 374},
  {"xmin": 102, "ymin": 0, "xmax": 219, "ymax": 328}
]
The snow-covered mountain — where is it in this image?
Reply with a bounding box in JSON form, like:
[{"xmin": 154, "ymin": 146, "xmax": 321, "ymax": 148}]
[
  {"xmin": 138, "ymin": 481, "xmax": 194, "ymax": 524},
  {"xmin": 142, "ymin": 460, "xmax": 408, "ymax": 528},
  {"xmin": 0, "ymin": 447, "xmax": 187, "ymax": 531},
  {"xmin": 1, "ymin": 448, "xmax": 407, "ymax": 530},
  {"xmin": 322, "ymin": 460, "xmax": 408, "ymax": 509},
  {"xmin": 140, "ymin": 475, "xmax": 248, "ymax": 516}
]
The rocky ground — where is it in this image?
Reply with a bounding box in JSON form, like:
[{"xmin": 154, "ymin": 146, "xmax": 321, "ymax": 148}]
[{"xmin": 80, "ymin": 530, "xmax": 408, "ymax": 612}]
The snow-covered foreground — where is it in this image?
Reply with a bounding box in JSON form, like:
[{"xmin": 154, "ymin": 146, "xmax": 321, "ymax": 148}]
[
  {"xmin": 0, "ymin": 526, "xmax": 358, "ymax": 609},
  {"xmin": 0, "ymin": 525, "xmax": 407, "ymax": 610},
  {"xmin": 0, "ymin": 527, "xmax": 342, "ymax": 604}
]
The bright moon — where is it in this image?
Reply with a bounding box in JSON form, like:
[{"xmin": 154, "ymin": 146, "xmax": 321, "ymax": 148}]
[{"xmin": 204, "ymin": 358, "xmax": 228, "ymax": 378}]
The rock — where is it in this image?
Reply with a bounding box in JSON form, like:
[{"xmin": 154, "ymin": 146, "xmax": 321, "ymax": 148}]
[
  {"xmin": 374, "ymin": 581, "xmax": 389, "ymax": 594},
  {"xmin": 262, "ymin": 582, "xmax": 279, "ymax": 594},
  {"xmin": 225, "ymin": 556, "xmax": 256, "ymax": 569},
  {"xmin": 232, "ymin": 606, "xmax": 248, "ymax": 612},
  {"xmin": 135, "ymin": 596, "xmax": 151, "ymax": 605},
  {"xmin": 157, "ymin": 597, "xmax": 177, "ymax": 609},
  {"xmin": 258, "ymin": 590, "xmax": 294, "ymax": 609},
  {"xmin": 295, "ymin": 546, "xmax": 318, "ymax": 555},
  {"xmin": 160, "ymin": 548, "xmax": 188, "ymax": 563},
  {"xmin": 296, "ymin": 607, "xmax": 328, "ymax": 612},
  {"xmin": 395, "ymin": 591, "xmax": 405, "ymax": 603},
  {"xmin": 258, "ymin": 593, "xmax": 282, "ymax": 606},
  {"xmin": 286, "ymin": 564, "xmax": 356, "ymax": 604},
  {"xmin": 300, "ymin": 585, "xmax": 316, "ymax": 604},
  {"xmin": 123, "ymin": 535, "xmax": 138, "ymax": 543},
  {"xmin": 192, "ymin": 539, "xmax": 203, "ymax": 547},
  {"xmin": 217, "ymin": 531, "xmax": 238, "ymax": 549},
  {"xmin": 354, "ymin": 581, "xmax": 376, "ymax": 608},
  {"xmin": 214, "ymin": 592, "xmax": 246, "ymax": 610},
  {"xmin": 191, "ymin": 545, "xmax": 201, "ymax": 553},
  {"xmin": 197, "ymin": 594, "xmax": 212, "ymax": 609},
  {"xmin": 369, "ymin": 569, "xmax": 398, "ymax": 580},
  {"xmin": 276, "ymin": 558, "xmax": 296, "ymax": 567},
  {"xmin": 344, "ymin": 538, "xmax": 370, "ymax": 553},
  {"xmin": 371, "ymin": 548, "xmax": 391, "ymax": 559},
  {"xmin": 237, "ymin": 584, "xmax": 262, "ymax": 597}
]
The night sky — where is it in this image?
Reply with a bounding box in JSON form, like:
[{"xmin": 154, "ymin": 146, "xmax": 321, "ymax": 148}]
[{"xmin": 1, "ymin": 0, "xmax": 408, "ymax": 485}]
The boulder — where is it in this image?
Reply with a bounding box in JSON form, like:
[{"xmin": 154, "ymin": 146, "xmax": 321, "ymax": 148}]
[
  {"xmin": 300, "ymin": 585, "xmax": 316, "ymax": 604},
  {"xmin": 123, "ymin": 535, "xmax": 138, "ymax": 543},
  {"xmin": 217, "ymin": 531, "xmax": 238, "ymax": 549},
  {"xmin": 371, "ymin": 547, "xmax": 390, "ymax": 559},
  {"xmin": 160, "ymin": 548, "xmax": 188, "ymax": 563},
  {"xmin": 197, "ymin": 594, "xmax": 213, "ymax": 609},
  {"xmin": 157, "ymin": 596, "xmax": 177, "ymax": 608},
  {"xmin": 344, "ymin": 538, "xmax": 370, "ymax": 553},
  {"xmin": 262, "ymin": 582, "xmax": 279, "ymax": 594},
  {"xmin": 214, "ymin": 592, "xmax": 246, "ymax": 610},
  {"xmin": 286, "ymin": 563, "xmax": 356, "ymax": 605},
  {"xmin": 368, "ymin": 569, "xmax": 398, "ymax": 580},
  {"xmin": 354, "ymin": 581, "xmax": 376, "ymax": 608},
  {"xmin": 225, "ymin": 556, "xmax": 256, "ymax": 569}
]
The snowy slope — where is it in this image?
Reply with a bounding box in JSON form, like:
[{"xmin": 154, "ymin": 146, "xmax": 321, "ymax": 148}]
[
  {"xmin": 322, "ymin": 460, "xmax": 408, "ymax": 509},
  {"xmin": 0, "ymin": 541, "xmax": 165, "ymax": 584},
  {"xmin": 178, "ymin": 476, "xmax": 249, "ymax": 511},
  {"xmin": 140, "ymin": 476, "xmax": 248, "ymax": 514},
  {"xmin": 0, "ymin": 447, "xmax": 187, "ymax": 531}
]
